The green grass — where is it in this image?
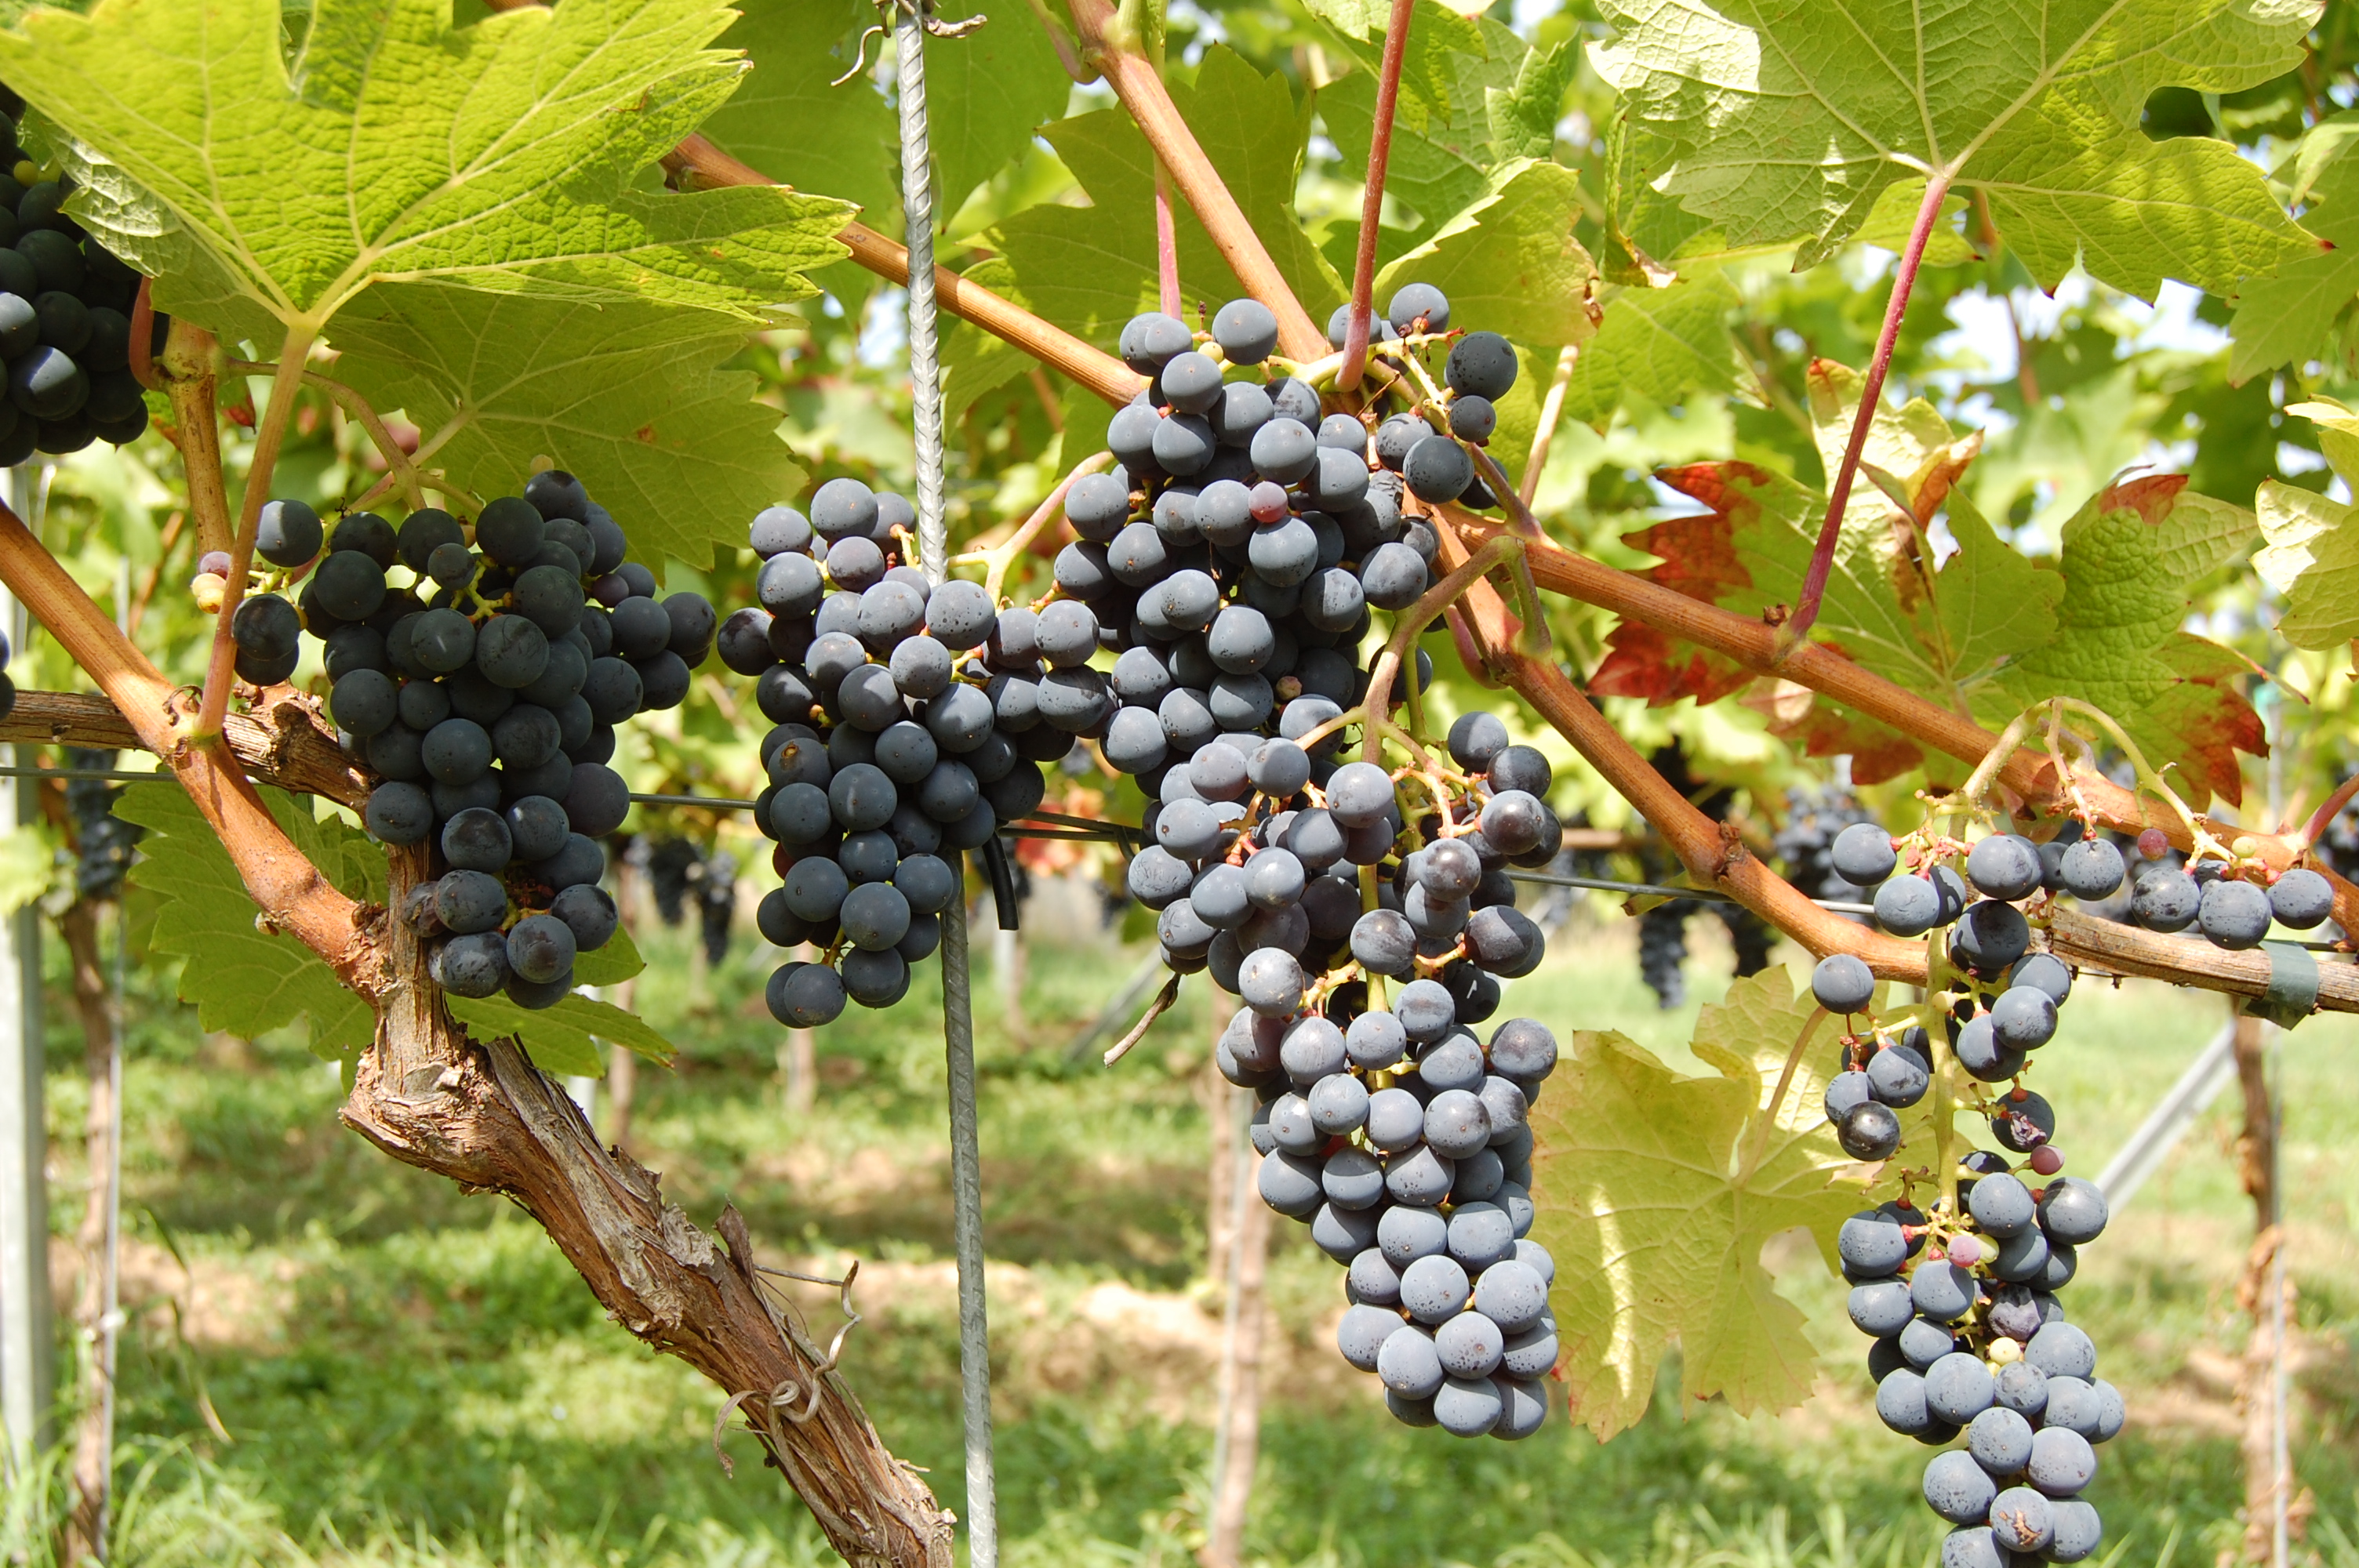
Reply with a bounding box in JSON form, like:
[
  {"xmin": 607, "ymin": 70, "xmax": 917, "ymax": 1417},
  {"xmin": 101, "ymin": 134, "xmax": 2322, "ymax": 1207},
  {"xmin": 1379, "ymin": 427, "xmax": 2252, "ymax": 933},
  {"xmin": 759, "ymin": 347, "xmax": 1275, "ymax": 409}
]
[{"xmin": 27, "ymin": 902, "xmax": 2359, "ymax": 1565}]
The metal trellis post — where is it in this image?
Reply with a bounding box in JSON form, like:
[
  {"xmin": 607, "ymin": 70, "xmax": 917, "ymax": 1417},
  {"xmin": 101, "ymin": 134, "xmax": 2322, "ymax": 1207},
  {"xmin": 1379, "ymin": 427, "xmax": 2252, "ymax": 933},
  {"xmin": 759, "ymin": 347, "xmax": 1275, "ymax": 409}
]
[
  {"xmin": 0, "ymin": 465, "xmax": 50, "ymax": 1468},
  {"xmin": 895, "ymin": 5, "xmax": 998, "ymax": 1559}
]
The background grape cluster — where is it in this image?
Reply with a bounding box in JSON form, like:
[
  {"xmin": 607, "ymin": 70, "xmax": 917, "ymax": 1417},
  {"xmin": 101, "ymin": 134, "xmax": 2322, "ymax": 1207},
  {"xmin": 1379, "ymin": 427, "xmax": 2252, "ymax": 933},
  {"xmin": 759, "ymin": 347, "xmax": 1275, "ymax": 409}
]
[
  {"xmin": 0, "ymin": 96, "xmax": 159, "ymax": 458},
  {"xmin": 736, "ymin": 478, "xmax": 1045, "ymax": 1025},
  {"xmin": 1806, "ymin": 826, "xmax": 2137, "ymax": 1563},
  {"xmin": 255, "ymin": 470, "xmax": 714, "ymax": 1008}
]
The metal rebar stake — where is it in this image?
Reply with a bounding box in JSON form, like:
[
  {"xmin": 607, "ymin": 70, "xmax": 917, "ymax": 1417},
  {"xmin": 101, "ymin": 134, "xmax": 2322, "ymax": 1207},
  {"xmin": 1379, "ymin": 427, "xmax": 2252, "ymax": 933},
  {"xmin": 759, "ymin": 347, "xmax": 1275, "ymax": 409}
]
[{"xmin": 896, "ymin": 5, "xmax": 997, "ymax": 1559}]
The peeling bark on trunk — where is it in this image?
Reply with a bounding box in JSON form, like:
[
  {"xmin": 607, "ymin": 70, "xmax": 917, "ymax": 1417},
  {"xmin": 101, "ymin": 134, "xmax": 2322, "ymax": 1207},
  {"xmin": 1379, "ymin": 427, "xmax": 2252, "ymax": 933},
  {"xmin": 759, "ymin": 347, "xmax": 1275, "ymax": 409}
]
[{"xmin": 341, "ymin": 848, "xmax": 954, "ymax": 1568}]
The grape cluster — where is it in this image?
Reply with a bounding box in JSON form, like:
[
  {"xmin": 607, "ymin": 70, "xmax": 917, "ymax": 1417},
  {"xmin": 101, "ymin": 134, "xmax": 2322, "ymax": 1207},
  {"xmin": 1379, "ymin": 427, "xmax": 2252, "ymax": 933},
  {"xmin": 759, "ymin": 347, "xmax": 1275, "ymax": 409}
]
[
  {"xmin": 1805, "ymin": 826, "xmax": 2122, "ymax": 1565},
  {"xmin": 638, "ymin": 836, "xmax": 740, "ymax": 967},
  {"xmin": 1080, "ymin": 285, "xmax": 1520, "ymax": 802},
  {"xmin": 2114, "ymin": 830, "xmax": 2335, "ymax": 949},
  {"xmin": 0, "ymin": 105, "xmax": 158, "ymax": 457},
  {"xmin": 255, "ymin": 470, "xmax": 712, "ymax": 1008},
  {"xmin": 0, "ymin": 620, "xmax": 13, "ymax": 721},
  {"xmin": 1169, "ymin": 713, "xmax": 1554, "ymax": 1438},
  {"xmin": 1775, "ymin": 786, "xmax": 1881, "ymax": 905},
  {"xmin": 736, "ymin": 479, "xmax": 1044, "ymax": 1025},
  {"xmin": 65, "ymin": 746, "xmax": 142, "ymax": 902}
]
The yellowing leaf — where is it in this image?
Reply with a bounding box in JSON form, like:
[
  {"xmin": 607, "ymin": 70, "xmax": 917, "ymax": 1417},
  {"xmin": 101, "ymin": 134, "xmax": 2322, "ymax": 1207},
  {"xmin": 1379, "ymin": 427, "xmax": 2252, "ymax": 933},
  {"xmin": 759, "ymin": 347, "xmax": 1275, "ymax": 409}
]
[
  {"xmin": 1529, "ymin": 968, "xmax": 1866, "ymax": 1440},
  {"xmin": 1590, "ymin": 0, "xmax": 2321, "ymax": 298}
]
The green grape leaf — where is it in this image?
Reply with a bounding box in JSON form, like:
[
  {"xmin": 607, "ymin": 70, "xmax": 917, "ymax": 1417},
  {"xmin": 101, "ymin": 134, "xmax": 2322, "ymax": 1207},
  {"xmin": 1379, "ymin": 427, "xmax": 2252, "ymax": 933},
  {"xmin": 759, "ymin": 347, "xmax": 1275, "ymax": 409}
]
[
  {"xmin": 695, "ymin": 0, "xmax": 899, "ymax": 316},
  {"xmin": 925, "ymin": 0, "xmax": 1074, "ymax": 224},
  {"xmin": 1318, "ymin": 5, "xmax": 1516, "ymax": 235},
  {"xmin": 1560, "ymin": 273, "xmax": 1747, "ymax": 426},
  {"xmin": 329, "ymin": 285, "xmax": 810, "ymax": 572},
  {"xmin": 1530, "ymin": 968, "xmax": 1868, "ymax": 1440},
  {"xmin": 446, "ymin": 990, "xmax": 675, "ymax": 1077},
  {"xmin": 2256, "ymin": 398, "xmax": 2359, "ymax": 645},
  {"xmin": 987, "ymin": 47, "xmax": 1342, "ymax": 359},
  {"xmin": 1177, "ymin": 49, "xmax": 1345, "ymax": 320},
  {"xmin": 1590, "ymin": 0, "xmax": 2321, "ymax": 298},
  {"xmin": 2, "ymin": 0, "xmax": 848, "ymax": 342},
  {"xmin": 1485, "ymin": 38, "xmax": 1575, "ymax": 164},
  {"xmin": 574, "ymin": 922, "xmax": 646, "ymax": 989},
  {"xmin": 115, "ymin": 783, "xmax": 376, "ymax": 1060},
  {"xmin": 1371, "ymin": 158, "xmax": 1595, "ymax": 350},
  {"xmin": 1995, "ymin": 474, "xmax": 2263, "ymax": 807},
  {"xmin": 2229, "ymin": 113, "xmax": 2359, "ymax": 382}
]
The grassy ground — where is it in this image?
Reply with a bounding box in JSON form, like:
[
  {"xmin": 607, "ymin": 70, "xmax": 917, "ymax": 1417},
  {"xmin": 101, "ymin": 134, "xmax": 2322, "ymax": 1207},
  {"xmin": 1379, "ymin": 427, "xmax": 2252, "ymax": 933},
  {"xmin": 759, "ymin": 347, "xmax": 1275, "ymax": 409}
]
[{"xmin": 21, "ymin": 891, "xmax": 2359, "ymax": 1566}]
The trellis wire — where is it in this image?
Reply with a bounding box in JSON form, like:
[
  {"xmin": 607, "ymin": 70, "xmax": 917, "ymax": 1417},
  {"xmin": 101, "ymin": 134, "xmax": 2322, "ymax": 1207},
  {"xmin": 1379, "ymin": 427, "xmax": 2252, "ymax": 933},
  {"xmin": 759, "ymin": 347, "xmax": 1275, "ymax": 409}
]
[{"xmin": 893, "ymin": 1, "xmax": 998, "ymax": 1559}]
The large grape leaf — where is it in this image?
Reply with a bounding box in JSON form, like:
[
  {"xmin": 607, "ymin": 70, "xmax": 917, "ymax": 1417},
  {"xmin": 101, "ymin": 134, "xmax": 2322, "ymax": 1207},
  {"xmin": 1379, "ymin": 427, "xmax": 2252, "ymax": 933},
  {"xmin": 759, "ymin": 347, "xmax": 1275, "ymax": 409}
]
[
  {"xmin": 1589, "ymin": 0, "xmax": 2321, "ymax": 298},
  {"xmin": 2255, "ymin": 399, "xmax": 2359, "ymax": 645},
  {"xmin": 1529, "ymin": 968, "xmax": 1867, "ymax": 1440},
  {"xmin": 1560, "ymin": 273, "xmax": 1747, "ymax": 426},
  {"xmin": 1995, "ymin": 475, "xmax": 2263, "ymax": 807},
  {"xmin": 117, "ymin": 783, "xmax": 376, "ymax": 1060},
  {"xmin": 1, "ymin": 0, "xmax": 847, "ymax": 348},
  {"xmin": 328, "ymin": 286, "xmax": 809, "ymax": 572}
]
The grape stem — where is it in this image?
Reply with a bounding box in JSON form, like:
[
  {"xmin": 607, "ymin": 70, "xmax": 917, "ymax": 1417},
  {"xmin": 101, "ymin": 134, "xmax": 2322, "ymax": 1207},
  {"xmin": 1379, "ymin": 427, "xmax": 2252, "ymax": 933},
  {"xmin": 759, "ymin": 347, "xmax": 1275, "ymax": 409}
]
[
  {"xmin": 1336, "ymin": 0, "xmax": 1416, "ymax": 394},
  {"xmin": 1301, "ymin": 532, "xmax": 1522, "ymax": 765},
  {"xmin": 191, "ymin": 319, "xmax": 322, "ymax": 748},
  {"xmin": 2296, "ymin": 771, "xmax": 2359, "ymax": 854},
  {"xmin": 1384, "ymin": 347, "xmax": 1552, "ymax": 659},
  {"xmin": 1518, "ymin": 344, "xmax": 1579, "ymax": 508},
  {"xmin": 1101, "ymin": 971, "xmax": 1182, "ymax": 1065},
  {"xmin": 1738, "ymin": 1006, "xmax": 1825, "ymax": 1188},
  {"xmin": 1065, "ymin": 0, "xmax": 1328, "ymax": 361},
  {"xmin": 155, "ymin": 318, "xmax": 237, "ymax": 559},
  {"xmin": 1152, "ymin": 161, "xmax": 1182, "ymax": 318},
  {"xmin": 950, "ymin": 450, "xmax": 1113, "ymax": 602},
  {"xmin": 1926, "ymin": 927, "xmax": 1963, "ymax": 1221},
  {"xmin": 1443, "ymin": 508, "xmax": 2357, "ymax": 912},
  {"xmin": 1783, "ymin": 171, "xmax": 1952, "ymax": 652},
  {"xmin": 228, "ymin": 358, "xmax": 427, "ymax": 515}
]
